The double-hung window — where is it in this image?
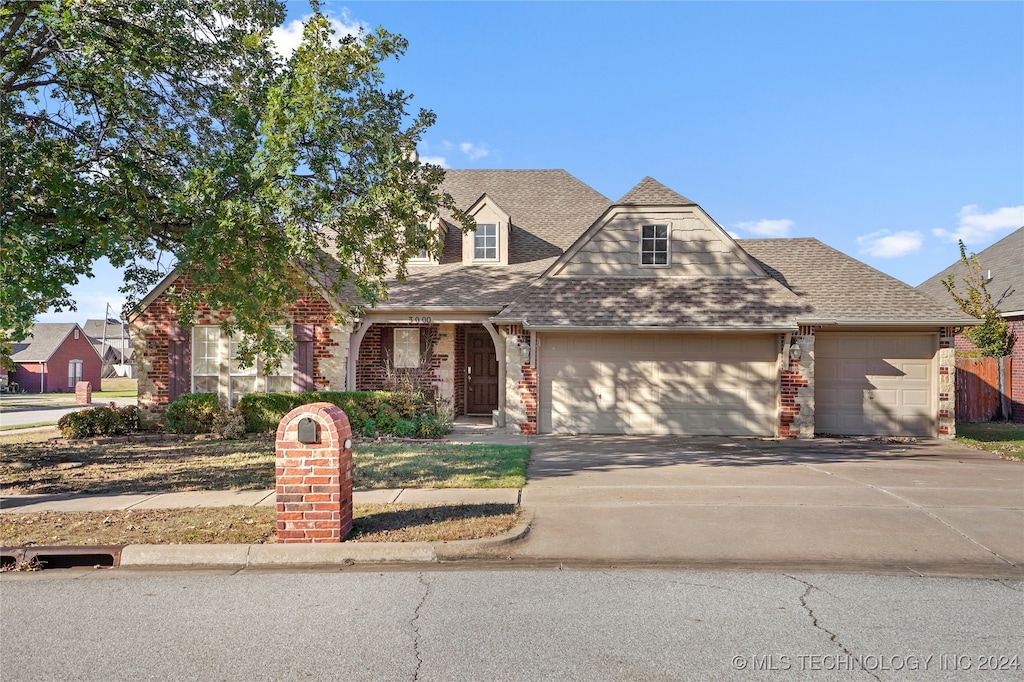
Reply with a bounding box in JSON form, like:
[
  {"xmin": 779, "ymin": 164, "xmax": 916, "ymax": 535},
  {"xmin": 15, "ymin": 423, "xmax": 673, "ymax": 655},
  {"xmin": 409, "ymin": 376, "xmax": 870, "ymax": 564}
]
[
  {"xmin": 474, "ymin": 223, "xmax": 498, "ymax": 261},
  {"xmin": 640, "ymin": 224, "xmax": 670, "ymax": 266},
  {"xmin": 394, "ymin": 328, "xmax": 420, "ymax": 369},
  {"xmin": 192, "ymin": 326, "xmax": 220, "ymax": 393}
]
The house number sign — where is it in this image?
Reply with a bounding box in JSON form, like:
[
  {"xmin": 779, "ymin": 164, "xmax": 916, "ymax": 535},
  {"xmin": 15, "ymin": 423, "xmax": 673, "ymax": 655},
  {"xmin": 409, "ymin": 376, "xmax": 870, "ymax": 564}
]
[{"xmin": 408, "ymin": 316, "xmax": 432, "ymax": 324}]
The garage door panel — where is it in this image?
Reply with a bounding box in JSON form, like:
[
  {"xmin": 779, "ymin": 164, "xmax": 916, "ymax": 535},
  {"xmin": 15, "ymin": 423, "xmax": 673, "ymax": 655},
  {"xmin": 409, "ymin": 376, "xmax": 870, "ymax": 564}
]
[
  {"xmin": 815, "ymin": 333, "xmax": 936, "ymax": 437},
  {"xmin": 539, "ymin": 333, "xmax": 778, "ymax": 435}
]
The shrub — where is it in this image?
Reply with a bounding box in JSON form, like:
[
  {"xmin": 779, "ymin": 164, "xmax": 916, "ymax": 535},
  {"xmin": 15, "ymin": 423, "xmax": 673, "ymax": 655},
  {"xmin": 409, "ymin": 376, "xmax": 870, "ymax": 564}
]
[
  {"xmin": 416, "ymin": 411, "xmax": 453, "ymax": 439},
  {"xmin": 166, "ymin": 393, "xmax": 221, "ymax": 433},
  {"xmin": 213, "ymin": 408, "xmax": 247, "ymax": 440},
  {"xmin": 57, "ymin": 403, "xmax": 141, "ymax": 439},
  {"xmin": 236, "ymin": 390, "xmax": 448, "ymax": 438}
]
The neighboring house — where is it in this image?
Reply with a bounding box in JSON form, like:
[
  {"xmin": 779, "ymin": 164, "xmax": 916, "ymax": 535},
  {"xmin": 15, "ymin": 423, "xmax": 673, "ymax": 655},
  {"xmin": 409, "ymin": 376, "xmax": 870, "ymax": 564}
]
[
  {"xmin": 9, "ymin": 323, "xmax": 103, "ymax": 393},
  {"xmin": 917, "ymin": 227, "xmax": 1024, "ymax": 422},
  {"xmin": 131, "ymin": 170, "xmax": 975, "ymax": 438},
  {"xmin": 83, "ymin": 319, "xmax": 136, "ymax": 378}
]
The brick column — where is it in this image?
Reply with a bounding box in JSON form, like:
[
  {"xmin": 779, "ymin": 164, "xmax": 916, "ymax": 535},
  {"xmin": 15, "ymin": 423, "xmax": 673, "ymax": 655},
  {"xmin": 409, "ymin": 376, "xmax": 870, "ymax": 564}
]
[
  {"xmin": 275, "ymin": 403, "xmax": 354, "ymax": 542},
  {"xmin": 75, "ymin": 381, "xmax": 92, "ymax": 405},
  {"xmin": 937, "ymin": 328, "xmax": 956, "ymax": 438}
]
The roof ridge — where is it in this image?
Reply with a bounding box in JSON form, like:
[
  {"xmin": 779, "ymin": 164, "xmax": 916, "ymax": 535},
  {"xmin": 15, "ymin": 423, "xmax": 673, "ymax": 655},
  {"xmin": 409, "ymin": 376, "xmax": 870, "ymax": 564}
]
[{"xmin": 617, "ymin": 177, "xmax": 695, "ymax": 206}]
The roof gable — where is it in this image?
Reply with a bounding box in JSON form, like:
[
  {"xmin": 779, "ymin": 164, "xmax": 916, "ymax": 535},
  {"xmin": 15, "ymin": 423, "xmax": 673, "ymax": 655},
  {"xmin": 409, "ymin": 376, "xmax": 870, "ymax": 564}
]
[
  {"xmin": 10, "ymin": 323, "xmax": 99, "ymax": 363},
  {"xmin": 617, "ymin": 177, "xmax": 695, "ymax": 206}
]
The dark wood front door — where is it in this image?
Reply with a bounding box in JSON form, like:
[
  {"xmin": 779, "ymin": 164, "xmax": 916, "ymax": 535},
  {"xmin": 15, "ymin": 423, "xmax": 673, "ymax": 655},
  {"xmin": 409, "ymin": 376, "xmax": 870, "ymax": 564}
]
[{"xmin": 466, "ymin": 329, "xmax": 499, "ymax": 414}]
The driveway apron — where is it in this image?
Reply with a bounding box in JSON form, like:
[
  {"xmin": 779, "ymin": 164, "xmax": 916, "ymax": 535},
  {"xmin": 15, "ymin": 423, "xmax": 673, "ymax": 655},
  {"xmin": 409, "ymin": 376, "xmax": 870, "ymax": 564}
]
[{"xmin": 514, "ymin": 436, "xmax": 1024, "ymax": 574}]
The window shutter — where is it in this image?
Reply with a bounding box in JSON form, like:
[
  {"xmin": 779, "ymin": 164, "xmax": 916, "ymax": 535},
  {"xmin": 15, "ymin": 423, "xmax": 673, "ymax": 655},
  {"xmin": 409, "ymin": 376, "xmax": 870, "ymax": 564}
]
[
  {"xmin": 380, "ymin": 326, "xmax": 394, "ymax": 364},
  {"xmin": 167, "ymin": 323, "xmax": 189, "ymax": 402},
  {"xmin": 292, "ymin": 324, "xmax": 314, "ymax": 392}
]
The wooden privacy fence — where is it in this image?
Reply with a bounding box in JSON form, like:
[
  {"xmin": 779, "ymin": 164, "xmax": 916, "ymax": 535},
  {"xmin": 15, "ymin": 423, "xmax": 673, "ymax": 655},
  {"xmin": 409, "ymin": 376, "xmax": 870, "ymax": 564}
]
[{"xmin": 956, "ymin": 356, "xmax": 1014, "ymax": 422}]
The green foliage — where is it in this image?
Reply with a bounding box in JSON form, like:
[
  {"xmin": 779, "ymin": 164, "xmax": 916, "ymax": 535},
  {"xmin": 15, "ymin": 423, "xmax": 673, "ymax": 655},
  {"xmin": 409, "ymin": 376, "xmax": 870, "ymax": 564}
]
[
  {"xmin": 236, "ymin": 390, "xmax": 450, "ymax": 438},
  {"xmin": 1, "ymin": 0, "xmax": 473, "ymax": 368},
  {"xmin": 212, "ymin": 409, "xmax": 247, "ymax": 440},
  {"xmin": 57, "ymin": 403, "xmax": 141, "ymax": 439},
  {"xmin": 942, "ymin": 241, "xmax": 1011, "ymax": 357},
  {"xmin": 166, "ymin": 393, "xmax": 221, "ymax": 434}
]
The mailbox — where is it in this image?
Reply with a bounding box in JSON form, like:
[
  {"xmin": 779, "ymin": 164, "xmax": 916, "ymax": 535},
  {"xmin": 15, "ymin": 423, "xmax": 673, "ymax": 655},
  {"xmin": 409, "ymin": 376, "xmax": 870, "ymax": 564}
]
[{"xmin": 297, "ymin": 417, "xmax": 320, "ymax": 444}]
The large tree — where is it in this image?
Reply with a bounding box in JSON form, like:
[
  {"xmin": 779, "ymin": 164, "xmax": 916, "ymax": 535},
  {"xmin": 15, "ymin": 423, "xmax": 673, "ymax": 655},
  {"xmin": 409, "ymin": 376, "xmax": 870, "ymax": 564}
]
[
  {"xmin": 1, "ymin": 0, "xmax": 467, "ymax": 366},
  {"xmin": 942, "ymin": 240, "xmax": 1010, "ymax": 357}
]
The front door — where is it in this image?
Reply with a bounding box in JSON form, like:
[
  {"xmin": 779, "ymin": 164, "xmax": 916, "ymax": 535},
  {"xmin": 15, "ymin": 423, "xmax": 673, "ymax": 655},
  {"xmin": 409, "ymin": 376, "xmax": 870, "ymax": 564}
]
[{"xmin": 466, "ymin": 329, "xmax": 499, "ymax": 415}]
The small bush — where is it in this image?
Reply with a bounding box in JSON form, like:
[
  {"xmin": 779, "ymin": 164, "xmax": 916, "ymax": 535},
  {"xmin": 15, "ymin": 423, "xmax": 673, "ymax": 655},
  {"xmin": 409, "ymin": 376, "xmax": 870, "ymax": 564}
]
[
  {"xmin": 416, "ymin": 411, "xmax": 453, "ymax": 439},
  {"xmin": 213, "ymin": 409, "xmax": 247, "ymax": 440},
  {"xmin": 57, "ymin": 403, "xmax": 141, "ymax": 439},
  {"xmin": 394, "ymin": 418, "xmax": 418, "ymax": 439},
  {"xmin": 166, "ymin": 393, "xmax": 220, "ymax": 434}
]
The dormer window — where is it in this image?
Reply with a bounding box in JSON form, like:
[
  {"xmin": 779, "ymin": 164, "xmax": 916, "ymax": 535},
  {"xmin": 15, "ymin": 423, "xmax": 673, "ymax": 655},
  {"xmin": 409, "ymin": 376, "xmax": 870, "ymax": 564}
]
[
  {"xmin": 640, "ymin": 224, "xmax": 669, "ymax": 267},
  {"xmin": 474, "ymin": 224, "xmax": 498, "ymax": 261}
]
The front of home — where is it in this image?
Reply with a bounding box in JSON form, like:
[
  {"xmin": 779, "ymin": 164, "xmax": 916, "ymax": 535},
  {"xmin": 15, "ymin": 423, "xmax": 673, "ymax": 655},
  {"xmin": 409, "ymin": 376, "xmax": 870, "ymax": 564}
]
[
  {"xmin": 10, "ymin": 323, "xmax": 103, "ymax": 394},
  {"xmin": 131, "ymin": 170, "xmax": 975, "ymax": 438}
]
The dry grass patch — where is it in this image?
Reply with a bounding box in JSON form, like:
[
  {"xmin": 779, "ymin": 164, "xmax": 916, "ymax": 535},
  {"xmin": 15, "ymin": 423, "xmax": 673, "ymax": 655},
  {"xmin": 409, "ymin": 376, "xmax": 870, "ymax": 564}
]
[
  {"xmin": 0, "ymin": 504, "xmax": 519, "ymax": 546},
  {"xmin": 956, "ymin": 422, "xmax": 1024, "ymax": 461},
  {"xmin": 350, "ymin": 503, "xmax": 519, "ymax": 543},
  {"xmin": 0, "ymin": 506, "xmax": 276, "ymax": 546}
]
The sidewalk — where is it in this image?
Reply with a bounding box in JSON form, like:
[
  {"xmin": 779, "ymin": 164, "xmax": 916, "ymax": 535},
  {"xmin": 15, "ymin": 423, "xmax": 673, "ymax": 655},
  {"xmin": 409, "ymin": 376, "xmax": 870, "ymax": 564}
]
[{"xmin": 0, "ymin": 487, "xmax": 520, "ymax": 514}]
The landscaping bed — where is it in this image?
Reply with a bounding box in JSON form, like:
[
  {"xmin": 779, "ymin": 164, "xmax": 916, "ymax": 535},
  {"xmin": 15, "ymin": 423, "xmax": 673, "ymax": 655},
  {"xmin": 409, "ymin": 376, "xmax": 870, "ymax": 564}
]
[{"xmin": 0, "ymin": 503, "xmax": 520, "ymax": 546}]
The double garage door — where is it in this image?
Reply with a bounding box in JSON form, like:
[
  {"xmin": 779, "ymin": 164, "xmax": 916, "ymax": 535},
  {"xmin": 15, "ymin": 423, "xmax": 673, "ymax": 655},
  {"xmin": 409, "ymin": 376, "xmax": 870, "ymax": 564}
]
[
  {"xmin": 537, "ymin": 331, "xmax": 939, "ymax": 437},
  {"xmin": 815, "ymin": 333, "xmax": 937, "ymax": 437},
  {"xmin": 538, "ymin": 333, "xmax": 778, "ymax": 435}
]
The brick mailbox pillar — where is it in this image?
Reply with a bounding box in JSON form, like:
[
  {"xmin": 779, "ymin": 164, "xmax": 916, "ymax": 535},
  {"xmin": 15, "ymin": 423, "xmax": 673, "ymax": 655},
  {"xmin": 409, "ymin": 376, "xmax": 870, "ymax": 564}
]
[
  {"xmin": 275, "ymin": 403, "xmax": 354, "ymax": 542},
  {"xmin": 75, "ymin": 381, "xmax": 92, "ymax": 405}
]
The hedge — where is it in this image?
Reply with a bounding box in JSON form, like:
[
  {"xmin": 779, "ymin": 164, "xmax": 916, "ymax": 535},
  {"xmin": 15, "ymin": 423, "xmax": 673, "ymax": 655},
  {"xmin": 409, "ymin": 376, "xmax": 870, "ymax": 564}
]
[
  {"xmin": 166, "ymin": 393, "xmax": 221, "ymax": 434},
  {"xmin": 58, "ymin": 403, "xmax": 141, "ymax": 439},
  {"xmin": 236, "ymin": 390, "xmax": 450, "ymax": 438}
]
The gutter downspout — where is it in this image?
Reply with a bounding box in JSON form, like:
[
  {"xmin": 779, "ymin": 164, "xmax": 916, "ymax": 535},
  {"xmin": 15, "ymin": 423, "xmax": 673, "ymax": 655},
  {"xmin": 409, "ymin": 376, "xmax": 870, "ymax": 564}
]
[
  {"xmin": 346, "ymin": 319, "xmax": 373, "ymax": 392},
  {"xmin": 481, "ymin": 321, "xmax": 506, "ymax": 427}
]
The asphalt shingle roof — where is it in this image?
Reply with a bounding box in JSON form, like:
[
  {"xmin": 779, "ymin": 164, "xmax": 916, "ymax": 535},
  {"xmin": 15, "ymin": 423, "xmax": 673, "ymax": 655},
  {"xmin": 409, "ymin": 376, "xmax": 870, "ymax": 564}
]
[
  {"xmin": 10, "ymin": 323, "xmax": 80, "ymax": 362},
  {"xmin": 617, "ymin": 177, "xmax": 695, "ymax": 206},
  {"xmin": 741, "ymin": 238, "xmax": 976, "ymax": 324},
  {"xmin": 916, "ymin": 227, "xmax": 1024, "ymax": 315},
  {"xmin": 495, "ymin": 276, "xmax": 809, "ymax": 328}
]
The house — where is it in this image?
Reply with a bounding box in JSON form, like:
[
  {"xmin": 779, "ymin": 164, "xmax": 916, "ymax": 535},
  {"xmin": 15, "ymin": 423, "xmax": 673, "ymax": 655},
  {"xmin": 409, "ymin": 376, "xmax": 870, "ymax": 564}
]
[
  {"xmin": 83, "ymin": 319, "xmax": 136, "ymax": 378},
  {"xmin": 917, "ymin": 227, "xmax": 1023, "ymax": 422},
  {"xmin": 131, "ymin": 170, "xmax": 975, "ymax": 437},
  {"xmin": 9, "ymin": 323, "xmax": 103, "ymax": 393}
]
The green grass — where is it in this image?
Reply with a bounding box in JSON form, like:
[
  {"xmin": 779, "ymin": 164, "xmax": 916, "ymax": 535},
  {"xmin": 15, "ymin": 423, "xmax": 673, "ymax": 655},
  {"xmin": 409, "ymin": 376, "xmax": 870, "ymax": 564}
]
[
  {"xmin": 355, "ymin": 443, "xmax": 530, "ymax": 489},
  {"xmin": 955, "ymin": 422, "xmax": 1024, "ymax": 461},
  {"xmin": 0, "ymin": 437, "xmax": 530, "ymax": 495},
  {"xmin": 0, "ymin": 421, "xmax": 58, "ymax": 431}
]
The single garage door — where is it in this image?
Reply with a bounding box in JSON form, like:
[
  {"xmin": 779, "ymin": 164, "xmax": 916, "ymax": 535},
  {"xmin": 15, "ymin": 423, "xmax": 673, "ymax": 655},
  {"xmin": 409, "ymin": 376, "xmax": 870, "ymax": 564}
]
[
  {"xmin": 815, "ymin": 333, "xmax": 936, "ymax": 436},
  {"xmin": 538, "ymin": 333, "xmax": 778, "ymax": 435}
]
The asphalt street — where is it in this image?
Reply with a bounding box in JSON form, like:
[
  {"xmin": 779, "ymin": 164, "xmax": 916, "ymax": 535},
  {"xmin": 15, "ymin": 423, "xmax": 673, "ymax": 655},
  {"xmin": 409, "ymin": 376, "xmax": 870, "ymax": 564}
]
[{"xmin": 2, "ymin": 568, "xmax": 1021, "ymax": 681}]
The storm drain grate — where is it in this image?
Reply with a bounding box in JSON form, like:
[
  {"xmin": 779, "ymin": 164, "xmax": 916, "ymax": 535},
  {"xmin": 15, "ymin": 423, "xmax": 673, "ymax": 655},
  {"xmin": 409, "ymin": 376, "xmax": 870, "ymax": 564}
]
[{"xmin": 1, "ymin": 546, "xmax": 123, "ymax": 570}]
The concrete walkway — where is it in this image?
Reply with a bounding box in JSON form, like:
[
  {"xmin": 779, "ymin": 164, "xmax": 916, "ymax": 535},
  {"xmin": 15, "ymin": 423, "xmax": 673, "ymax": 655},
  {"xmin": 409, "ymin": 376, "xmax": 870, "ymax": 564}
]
[
  {"xmin": 0, "ymin": 488, "xmax": 520, "ymax": 514},
  {"xmin": 512, "ymin": 435, "xmax": 1024, "ymax": 576}
]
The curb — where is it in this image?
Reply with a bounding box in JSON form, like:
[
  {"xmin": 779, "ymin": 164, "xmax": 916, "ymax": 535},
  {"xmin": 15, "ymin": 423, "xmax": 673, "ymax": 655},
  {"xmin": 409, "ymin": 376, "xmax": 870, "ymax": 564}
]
[{"xmin": 113, "ymin": 510, "xmax": 533, "ymax": 569}]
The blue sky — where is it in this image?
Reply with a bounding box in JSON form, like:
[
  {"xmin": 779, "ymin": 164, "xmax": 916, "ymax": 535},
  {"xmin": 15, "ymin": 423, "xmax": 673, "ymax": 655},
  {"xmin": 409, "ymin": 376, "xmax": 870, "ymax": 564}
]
[{"xmin": 42, "ymin": 1, "xmax": 1023, "ymax": 324}]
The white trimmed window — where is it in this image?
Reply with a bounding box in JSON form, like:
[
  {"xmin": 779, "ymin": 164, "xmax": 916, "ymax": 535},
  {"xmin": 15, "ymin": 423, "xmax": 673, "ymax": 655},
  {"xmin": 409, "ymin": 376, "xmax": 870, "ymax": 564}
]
[
  {"xmin": 640, "ymin": 224, "xmax": 670, "ymax": 266},
  {"xmin": 394, "ymin": 328, "xmax": 420, "ymax": 368},
  {"xmin": 192, "ymin": 326, "xmax": 220, "ymax": 393},
  {"xmin": 68, "ymin": 359, "xmax": 83, "ymax": 388},
  {"xmin": 473, "ymin": 223, "xmax": 498, "ymax": 261},
  {"xmin": 265, "ymin": 330, "xmax": 293, "ymax": 393},
  {"xmin": 229, "ymin": 336, "xmax": 258, "ymax": 401}
]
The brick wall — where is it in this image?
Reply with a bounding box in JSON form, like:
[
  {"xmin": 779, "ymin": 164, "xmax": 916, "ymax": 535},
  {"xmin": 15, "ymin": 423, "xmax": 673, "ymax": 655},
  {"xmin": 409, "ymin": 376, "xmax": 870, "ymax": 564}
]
[
  {"xmin": 779, "ymin": 332, "xmax": 814, "ymax": 439},
  {"xmin": 133, "ymin": 273, "xmax": 341, "ymax": 423},
  {"xmin": 355, "ymin": 323, "xmax": 443, "ymax": 396},
  {"xmin": 454, "ymin": 325, "xmax": 466, "ymax": 416}
]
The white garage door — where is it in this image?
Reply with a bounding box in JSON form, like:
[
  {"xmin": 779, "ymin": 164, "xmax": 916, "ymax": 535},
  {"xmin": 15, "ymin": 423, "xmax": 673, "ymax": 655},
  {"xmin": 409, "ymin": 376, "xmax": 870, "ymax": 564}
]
[
  {"xmin": 538, "ymin": 333, "xmax": 779, "ymax": 435},
  {"xmin": 815, "ymin": 333, "xmax": 936, "ymax": 437}
]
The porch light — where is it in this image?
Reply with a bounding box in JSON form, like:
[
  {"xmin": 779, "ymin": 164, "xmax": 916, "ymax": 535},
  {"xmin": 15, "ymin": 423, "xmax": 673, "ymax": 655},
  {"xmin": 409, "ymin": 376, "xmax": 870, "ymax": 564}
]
[{"xmin": 788, "ymin": 338, "xmax": 802, "ymax": 361}]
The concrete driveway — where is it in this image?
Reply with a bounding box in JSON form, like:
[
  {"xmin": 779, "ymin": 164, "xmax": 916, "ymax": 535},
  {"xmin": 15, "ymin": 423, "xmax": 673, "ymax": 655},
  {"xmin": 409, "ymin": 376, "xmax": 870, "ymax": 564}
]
[{"xmin": 514, "ymin": 436, "xmax": 1024, "ymax": 576}]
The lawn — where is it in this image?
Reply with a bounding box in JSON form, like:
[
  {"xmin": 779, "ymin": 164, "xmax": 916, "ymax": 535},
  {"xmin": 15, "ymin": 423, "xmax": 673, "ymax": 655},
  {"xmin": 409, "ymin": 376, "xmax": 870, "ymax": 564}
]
[
  {"xmin": 955, "ymin": 422, "xmax": 1024, "ymax": 461},
  {"xmin": 0, "ymin": 436, "xmax": 530, "ymax": 495},
  {"xmin": 0, "ymin": 503, "xmax": 520, "ymax": 546}
]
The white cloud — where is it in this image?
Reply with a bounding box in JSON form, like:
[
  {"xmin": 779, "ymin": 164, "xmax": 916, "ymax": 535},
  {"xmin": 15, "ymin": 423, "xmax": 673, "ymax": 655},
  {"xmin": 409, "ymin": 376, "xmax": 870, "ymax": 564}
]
[
  {"xmin": 932, "ymin": 204, "xmax": 1024, "ymax": 245},
  {"xmin": 857, "ymin": 230, "xmax": 924, "ymax": 258},
  {"xmin": 732, "ymin": 218, "xmax": 794, "ymax": 237},
  {"xmin": 420, "ymin": 155, "xmax": 448, "ymax": 168},
  {"xmin": 270, "ymin": 12, "xmax": 366, "ymax": 57},
  {"xmin": 458, "ymin": 142, "xmax": 490, "ymax": 160}
]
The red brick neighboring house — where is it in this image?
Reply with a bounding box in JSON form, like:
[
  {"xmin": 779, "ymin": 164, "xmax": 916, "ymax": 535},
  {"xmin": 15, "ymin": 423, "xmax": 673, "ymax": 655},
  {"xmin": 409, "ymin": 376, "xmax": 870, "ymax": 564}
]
[
  {"xmin": 917, "ymin": 227, "xmax": 1024, "ymax": 422},
  {"xmin": 10, "ymin": 323, "xmax": 103, "ymax": 394},
  {"xmin": 132, "ymin": 171, "xmax": 975, "ymax": 438}
]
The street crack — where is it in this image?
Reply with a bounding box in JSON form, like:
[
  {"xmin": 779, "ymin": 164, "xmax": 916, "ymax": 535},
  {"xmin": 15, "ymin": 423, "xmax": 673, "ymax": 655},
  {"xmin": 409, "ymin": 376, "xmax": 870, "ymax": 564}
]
[
  {"xmin": 786, "ymin": 575, "xmax": 881, "ymax": 682},
  {"xmin": 411, "ymin": 572, "xmax": 431, "ymax": 681}
]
